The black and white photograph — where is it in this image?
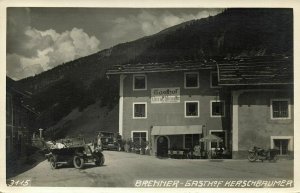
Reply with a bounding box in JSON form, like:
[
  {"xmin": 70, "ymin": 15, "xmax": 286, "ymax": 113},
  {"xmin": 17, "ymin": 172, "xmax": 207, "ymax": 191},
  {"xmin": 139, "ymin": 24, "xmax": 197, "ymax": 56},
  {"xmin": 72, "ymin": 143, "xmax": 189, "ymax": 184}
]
[{"xmin": 1, "ymin": 0, "xmax": 299, "ymax": 192}]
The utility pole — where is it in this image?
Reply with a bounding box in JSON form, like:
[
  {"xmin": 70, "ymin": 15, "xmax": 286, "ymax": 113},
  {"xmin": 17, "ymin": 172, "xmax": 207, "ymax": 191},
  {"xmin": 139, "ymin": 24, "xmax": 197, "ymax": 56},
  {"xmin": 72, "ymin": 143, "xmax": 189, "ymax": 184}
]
[{"xmin": 39, "ymin": 128, "xmax": 43, "ymax": 138}]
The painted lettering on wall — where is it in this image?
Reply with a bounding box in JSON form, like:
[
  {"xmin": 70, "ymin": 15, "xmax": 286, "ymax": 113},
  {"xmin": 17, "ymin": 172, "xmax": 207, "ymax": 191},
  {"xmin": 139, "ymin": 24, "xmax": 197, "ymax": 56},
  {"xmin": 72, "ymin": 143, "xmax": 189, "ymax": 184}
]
[{"xmin": 151, "ymin": 87, "xmax": 180, "ymax": 103}]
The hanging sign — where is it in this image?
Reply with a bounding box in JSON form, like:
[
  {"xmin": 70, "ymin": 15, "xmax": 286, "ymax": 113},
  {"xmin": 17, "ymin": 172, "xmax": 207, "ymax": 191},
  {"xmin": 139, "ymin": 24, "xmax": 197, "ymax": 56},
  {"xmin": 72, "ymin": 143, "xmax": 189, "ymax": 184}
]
[{"xmin": 151, "ymin": 87, "xmax": 180, "ymax": 103}]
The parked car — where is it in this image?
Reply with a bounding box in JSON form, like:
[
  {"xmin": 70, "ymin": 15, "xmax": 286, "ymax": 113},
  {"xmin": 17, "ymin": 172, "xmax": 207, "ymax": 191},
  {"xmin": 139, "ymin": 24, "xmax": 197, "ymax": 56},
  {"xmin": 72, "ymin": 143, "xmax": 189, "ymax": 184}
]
[
  {"xmin": 99, "ymin": 131, "xmax": 122, "ymax": 151},
  {"xmin": 45, "ymin": 137, "xmax": 105, "ymax": 169},
  {"xmin": 101, "ymin": 137, "xmax": 120, "ymax": 151}
]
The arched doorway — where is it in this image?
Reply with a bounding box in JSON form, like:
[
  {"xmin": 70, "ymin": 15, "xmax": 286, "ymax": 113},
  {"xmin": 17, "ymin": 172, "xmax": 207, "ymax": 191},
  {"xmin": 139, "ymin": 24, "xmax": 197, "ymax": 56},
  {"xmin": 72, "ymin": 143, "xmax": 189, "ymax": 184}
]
[{"xmin": 157, "ymin": 136, "xmax": 169, "ymax": 157}]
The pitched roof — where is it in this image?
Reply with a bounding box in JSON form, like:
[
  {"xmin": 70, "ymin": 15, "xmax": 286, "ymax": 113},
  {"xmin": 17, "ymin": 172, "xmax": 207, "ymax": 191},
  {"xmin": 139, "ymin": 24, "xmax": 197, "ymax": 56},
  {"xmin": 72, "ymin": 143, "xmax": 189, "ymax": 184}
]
[
  {"xmin": 106, "ymin": 56, "xmax": 293, "ymax": 85},
  {"xmin": 106, "ymin": 59, "xmax": 217, "ymax": 74},
  {"xmin": 218, "ymin": 56, "xmax": 293, "ymax": 85}
]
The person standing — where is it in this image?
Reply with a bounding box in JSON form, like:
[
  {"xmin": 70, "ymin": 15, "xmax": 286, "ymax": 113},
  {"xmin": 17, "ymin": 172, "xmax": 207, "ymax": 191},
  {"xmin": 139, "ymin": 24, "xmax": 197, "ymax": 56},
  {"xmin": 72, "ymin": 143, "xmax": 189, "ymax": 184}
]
[
  {"xmin": 193, "ymin": 143, "xmax": 201, "ymax": 159},
  {"xmin": 97, "ymin": 133, "xmax": 103, "ymax": 150}
]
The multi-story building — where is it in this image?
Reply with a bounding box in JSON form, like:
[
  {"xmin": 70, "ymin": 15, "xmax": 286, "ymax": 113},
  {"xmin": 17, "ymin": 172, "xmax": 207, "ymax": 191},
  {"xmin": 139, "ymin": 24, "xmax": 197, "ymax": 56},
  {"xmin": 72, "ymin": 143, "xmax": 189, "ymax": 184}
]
[
  {"xmin": 218, "ymin": 56, "xmax": 293, "ymax": 159},
  {"xmin": 6, "ymin": 77, "xmax": 38, "ymax": 156},
  {"xmin": 106, "ymin": 56, "xmax": 293, "ymax": 159}
]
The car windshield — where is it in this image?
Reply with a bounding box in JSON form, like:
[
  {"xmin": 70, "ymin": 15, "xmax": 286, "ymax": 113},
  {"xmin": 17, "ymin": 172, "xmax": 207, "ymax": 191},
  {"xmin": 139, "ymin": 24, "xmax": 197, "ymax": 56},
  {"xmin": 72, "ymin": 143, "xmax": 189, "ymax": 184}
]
[{"xmin": 101, "ymin": 137, "xmax": 114, "ymax": 144}]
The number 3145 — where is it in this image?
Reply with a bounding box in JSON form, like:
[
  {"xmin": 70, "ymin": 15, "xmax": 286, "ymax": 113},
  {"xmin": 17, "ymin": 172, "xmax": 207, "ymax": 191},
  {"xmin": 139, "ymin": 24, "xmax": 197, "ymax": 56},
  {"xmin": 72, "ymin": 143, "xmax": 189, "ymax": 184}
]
[{"xmin": 7, "ymin": 179, "xmax": 31, "ymax": 186}]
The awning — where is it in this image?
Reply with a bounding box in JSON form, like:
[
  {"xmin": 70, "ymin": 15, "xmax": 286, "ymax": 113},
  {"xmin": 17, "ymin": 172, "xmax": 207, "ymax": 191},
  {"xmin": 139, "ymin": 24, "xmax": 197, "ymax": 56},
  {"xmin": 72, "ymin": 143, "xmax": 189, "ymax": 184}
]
[{"xmin": 151, "ymin": 125, "xmax": 202, "ymax": 135}]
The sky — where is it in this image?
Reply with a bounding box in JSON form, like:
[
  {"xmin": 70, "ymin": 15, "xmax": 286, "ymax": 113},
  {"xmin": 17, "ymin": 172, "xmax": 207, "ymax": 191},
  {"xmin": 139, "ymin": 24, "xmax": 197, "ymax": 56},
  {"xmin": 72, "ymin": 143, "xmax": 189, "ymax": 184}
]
[{"xmin": 6, "ymin": 8, "xmax": 223, "ymax": 80}]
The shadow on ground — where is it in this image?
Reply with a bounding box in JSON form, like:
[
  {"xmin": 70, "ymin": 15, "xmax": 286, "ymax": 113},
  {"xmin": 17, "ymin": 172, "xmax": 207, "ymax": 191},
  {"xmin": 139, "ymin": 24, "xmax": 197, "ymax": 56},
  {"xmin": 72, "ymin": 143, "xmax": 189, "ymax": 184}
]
[
  {"xmin": 55, "ymin": 163, "xmax": 107, "ymax": 170},
  {"xmin": 6, "ymin": 150, "xmax": 47, "ymax": 179}
]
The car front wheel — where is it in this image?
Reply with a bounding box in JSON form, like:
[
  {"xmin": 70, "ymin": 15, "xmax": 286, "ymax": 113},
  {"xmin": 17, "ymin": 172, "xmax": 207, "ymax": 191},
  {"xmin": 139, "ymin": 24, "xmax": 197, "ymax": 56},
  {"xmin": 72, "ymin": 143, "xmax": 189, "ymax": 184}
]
[
  {"xmin": 73, "ymin": 156, "xmax": 84, "ymax": 169},
  {"xmin": 49, "ymin": 157, "xmax": 57, "ymax": 169}
]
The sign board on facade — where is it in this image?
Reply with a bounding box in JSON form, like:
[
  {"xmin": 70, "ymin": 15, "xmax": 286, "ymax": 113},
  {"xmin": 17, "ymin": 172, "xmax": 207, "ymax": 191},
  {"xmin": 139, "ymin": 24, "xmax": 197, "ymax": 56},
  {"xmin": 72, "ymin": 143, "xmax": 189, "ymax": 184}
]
[{"xmin": 151, "ymin": 87, "xmax": 180, "ymax": 103}]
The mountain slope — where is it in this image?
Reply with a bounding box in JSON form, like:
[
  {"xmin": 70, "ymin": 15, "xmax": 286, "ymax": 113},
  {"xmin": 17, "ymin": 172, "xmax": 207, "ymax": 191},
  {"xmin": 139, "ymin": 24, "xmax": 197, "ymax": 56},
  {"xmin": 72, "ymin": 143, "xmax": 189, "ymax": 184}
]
[
  {"xmin": 44, "ymin": 101, "xmax": 119, "ymax": 141},
  {"xmin": 19, "ymin": 8, "xmax": 292, "ymax": 92},
  {"xmin": 130, "ymin": 8, "xmax": 292, "ymax": 63}
]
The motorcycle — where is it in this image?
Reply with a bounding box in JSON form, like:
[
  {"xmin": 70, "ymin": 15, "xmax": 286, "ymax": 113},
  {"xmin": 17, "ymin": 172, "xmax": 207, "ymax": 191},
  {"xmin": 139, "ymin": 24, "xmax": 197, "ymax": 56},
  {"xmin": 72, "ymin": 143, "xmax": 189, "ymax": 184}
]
[{"xmin": 248, "ymin": 146, "xmax": 278, "ymax": 162}]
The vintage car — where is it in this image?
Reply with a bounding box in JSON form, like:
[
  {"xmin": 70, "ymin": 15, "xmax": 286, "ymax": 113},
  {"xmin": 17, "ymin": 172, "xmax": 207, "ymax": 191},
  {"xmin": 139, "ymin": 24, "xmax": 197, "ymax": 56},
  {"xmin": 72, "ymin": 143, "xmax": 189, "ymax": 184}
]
[
  {"xmin": 99, "ymin": 131, "xmax": 122, "ymax": 151},
  {"xmin": 45, "ymin": 137, "xmax": 105, "ymax": 169},
  {"xmin": 101, "ymin": 138, "xmax": 120, "ymax": 151}
]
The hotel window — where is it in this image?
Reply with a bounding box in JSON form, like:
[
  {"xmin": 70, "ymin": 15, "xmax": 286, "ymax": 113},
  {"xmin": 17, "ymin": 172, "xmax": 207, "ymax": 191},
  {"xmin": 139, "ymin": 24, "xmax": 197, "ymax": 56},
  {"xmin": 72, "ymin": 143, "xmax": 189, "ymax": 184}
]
[
  {"xmin": 133, "ymin": 102, "xmax": 147, "ymax": 119},
  {"xmin": 210, "ymin": 131, "xmax": 226, "ymax": 149},
  {"xmin": 184, "ymin": 72, "xmax": 199, "ymax": 89},
  {"xmin": 211, "ymin": 100, "xmax": 225, "ymax": 117},
  {"xmin": 132, "ymin": 131, "xmax": 147, "ymax": 146},
  {"xmin": 273, "ymin": 139, "xmax": 289, "ymax": 155},
  {"xmin": 210, "ymin": 72, "xmax": 220, "ymax": 88},
  {"xmin": 184, "ymin": 134, "xmax": 200, "ymax": 149},
  {"xmin": 271, "ymin": 99, "xmax": 290, "ymax": 119},
  {"xmin": 185, "ymin": 101, "xmax": 199, "ymax": 118},
  {"xmin": 133, "ymin": 75, "xmax": 147, "ymax": 90}
]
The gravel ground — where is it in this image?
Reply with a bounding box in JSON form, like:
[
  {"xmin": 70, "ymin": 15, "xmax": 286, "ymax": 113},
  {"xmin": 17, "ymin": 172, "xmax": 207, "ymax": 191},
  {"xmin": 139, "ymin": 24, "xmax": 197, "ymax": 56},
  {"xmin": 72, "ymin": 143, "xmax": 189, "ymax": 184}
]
[{"xmin": 6, "ymin": 151, "xmax": 293, "ymax": 187}]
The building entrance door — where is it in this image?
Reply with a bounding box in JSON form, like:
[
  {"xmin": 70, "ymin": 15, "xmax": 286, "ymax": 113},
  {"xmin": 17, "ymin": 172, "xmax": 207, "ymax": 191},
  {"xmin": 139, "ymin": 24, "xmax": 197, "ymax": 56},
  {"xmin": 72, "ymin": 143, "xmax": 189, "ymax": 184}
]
[{"xmin": 157, "ymin": 136, "xmax": 168, "ymax": 157}]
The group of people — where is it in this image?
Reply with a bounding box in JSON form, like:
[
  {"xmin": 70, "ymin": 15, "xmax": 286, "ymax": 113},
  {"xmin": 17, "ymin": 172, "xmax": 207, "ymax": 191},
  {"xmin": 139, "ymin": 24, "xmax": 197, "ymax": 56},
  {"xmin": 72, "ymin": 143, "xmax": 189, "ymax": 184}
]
[
  {"xmin": 48, "ymin": 140, "xmax": 66, "ymax": 149},
  {"xmin": 48, "ymin": 133, "xmax": 104, "ymax": 150},
  {"xmin": 213, "ymin": 146, "xmax": 229, "ymax": 158},
  {"xmin": 192, "ymin": 143, "xmax": 229, "ymax": 159}
]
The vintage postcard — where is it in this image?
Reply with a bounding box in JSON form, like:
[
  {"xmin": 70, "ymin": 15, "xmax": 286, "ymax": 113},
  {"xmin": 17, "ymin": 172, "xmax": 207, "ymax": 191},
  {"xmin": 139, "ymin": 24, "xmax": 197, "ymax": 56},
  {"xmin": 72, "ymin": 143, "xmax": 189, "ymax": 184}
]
[{"xmin": 0, "ymin": 0, "xmax": 299, "ymax": 193}]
